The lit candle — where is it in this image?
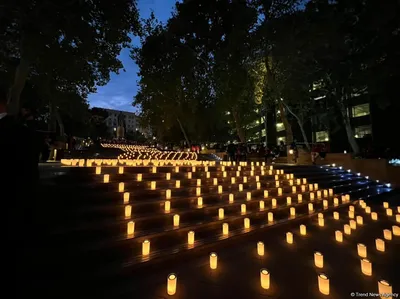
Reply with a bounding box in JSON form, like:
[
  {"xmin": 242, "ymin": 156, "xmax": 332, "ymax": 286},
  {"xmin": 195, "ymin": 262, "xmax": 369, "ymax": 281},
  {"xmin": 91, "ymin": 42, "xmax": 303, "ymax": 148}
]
[
  {"xmin": 360, "ymin": 258, "xmax": 372, "ymax": 276},
  {"xmin": 222, "ymin": 223, "xmax": 229, "ymax": 235},
  {"xmin": 275, "ymin": 175, "xmax": 279, "ymax": 181},
  {"xmin": 192, "ymin": 166, "xmax": 196, "ymax": 172},
  {"xmin": 344, "ymin": 224, "xmax": 351, "ymax": 235},
  {"xmin": 301, "ymin": 185, "xmax": 306, "ymax": 192},
  {"xmin": 218, "ymin": 208, "xmax": 224, "ymax": 220},
  {"xmin": 310, "ymin": 192, "xmax": 315, "ymax": 201},
  {"xmin": 272, "ymin": 198, "xmax": 277, "ymax": 208},
  {"xmin": 318, "ymin": 274, "xmax": 329, "ymax": 295},
  {"xmin": 393, "ymin": 225, "xmax": 400, "ymax": 236},
  {"xmin": 314, "ymin": 183, "xmax": 318, "ymax": 190},
  {"xmin": 166, "ymin": 189, "xmax": 171, "ymax": 200},
  {"xmin": 188, "ymin": 231, "xmax": 195, "ymax": 245},
  {"xmin": 397, "ymin": 214, "xmax": 400, "ymax": 223},
  {"xmin": 378, "ymin": 280, "xmax": 392, "ymax": 297},
  {"xmin": 218, "ymin": 185, "xmax": 223, "ymax": 194},
  {"xmin": 278, "ymin": 188, "xmax": 282, "ymax": 196},
  {"xmin": 348, "ymin": 210, "xmax": 354, "ymax": 219},
  {"xmin": 247, "ymin": 192, "xmax": 252, "ymax": 201},
  {"xmin": 196, "ymin": 187, "xmax": 201, "ymax": 196},
  {"xmin": 236, "ymin": 171, "xmax": 240, "ymax": 177},
  {"xmin": 165, "ymin": 200, "xmax": 171, "ymax": 212},
  {"xmin": 371, "ymin": 212, "xmax": 378, "ymax": 220},
  {"xmin": 323, "ymin": 200, "xmax": 328, "ymax": 208},
  {"xmin": 260, "ymin": 269, "xmax": 270, "ymax": 290},
  {"xmin": 383, "ymin": 202, "xmax": 389, "ymax": 208},
  {"xmin": 345, "ymin": 194, "xmax": 350, "ymax": 201},
  {"xmin": 176, "ymin": 180, "xmax": 180, "ymax": 188},
  {"xmin": 239, "ymin": 184, "xmax": 243, "ymax": 192},
  {"xmin": 257, "ymin": 182, "xmax": 261, "ymax": 189},
  {"xmin": 142, "ymin": 240, "xmax": 150, "ymax": 256},
  {"xmin": 357, "ymin": 243, "xmax": 367, "ymax": 258},
  {"xmin": 386, "ymin": 208, "xmax": 393, "ymax": 216},
  {"xmin": 103, "ymin": 174, "xmax": 109, "ymax": 183},
  {"xmin": 197, "ymin": 179, "xmax": 201, "ymax": 186},
  {"xmin": 150, "ymin": 181, "xmax": 156, "ymax": 190},
  {"xmin": 334, "ymin": 197, "xmax": 339, "ymax": 206},
  {"xmin": 197, "ymin": 197, "xmax": 203, "ymax": 208},
  {"xmin": 286, "ymin": 232, "xmax": 293, "ymax": 244},
  {"xmin": 243, "ymin": 176, "xmax": 247, "ymax": 183},
  {"xmin": 335, "ymin": 230, "xmax": 343, "ymax": 242},
  {"xmin": 275, "ymin": 181, "xmax": 280, "ymax": 187},
  {"xmin": 231, "ymin": 177, "xmax": 236, "ymax": 184},
  {"xmin": 175, "ymin": 166, "xmax": 179, "ymax": 172},
  {"xmin": 223, "ymin": 171, "xmax": 227, "ymax": 178},
  {"xmin": 366, "ymin": 206, "xmax": 371, "ymax": 213},
  {"xmin": 318, "ymin": 218, "xmax": 324, "ymax": 227},
  {"xmin": 317, "ymin": 190, "xmax": 321, "ymax": 198},
  {"xmin": 323, "ymin": 190, "xmax": 328, "ymax": 197},
  {"xmin": 300, "ymin": 224, "xmax": 306, "ymax": 235},
  {"xmin": 206, "ymin": 172, "xmax": 210, "ymax": 178},
  {"xmin": 125, "ymin": 205, "xmax": 132, "ymax": 218},
  {"xmin": 229, "ymin": 193, "xmax": 234, "ymax": 203},
  {"xmin": 329, "ymin": 189, "xmax": 333, "ymax": 196},
  {"xmin": 303, "ymin": 178, "xmax": 307, "ymax": 184},
  {"xmin": 289, "ymin": 179, "xmax": 293, "ymax": 186},
  {"xmin": 349, "ymin": 205, "xmax": 354, "ymax": 211},
  {"xmin": 259, "ymin": 200, "xmax": 265, "ymax": 211},
  {"xmin": 209, "ymin": 252, "xmax": 218, "ymax": 269},
  {"xmin": 95, "ymin": 167, "xmax": 101, "ymax": 174},
  {"xmin": 127, "ymin": 221, "xmax": 135, "ymax": 236},
  {"xmin": 167, "ymin": 273, "xmax": 177, "ymax": 296},
  {"xmin": 290, "ymin": 207, "xmax": 296, "ymax": 217},
  {"xmin": 123, "ymin": 192, "xmax": 130, "ymax": 204},
  {"xmin": 173, "ymin": 214, "xmax": 180, "ymax": 227},
  {"xmin": 314, "ymin": 251, "xmax": 324, "ymax": 268},
  {"xmin": 375, "ymin": 238, "xmax": 385, "ymax": 252},
  {"xmin": 257, "ymin": 241, "xmax": 264, "ymax": 256},
  {"xmin": 308, "ymin": 203, "xmax": 314, "ymax": 212},
  {"xmin": 118, "ymin": 166, "xmax": 124, "ymax": 174},
  {"xmin": 268, "ymin": 212, "xmax": 273, "ymax": 222},
  {"xmin": 241, "ymin": 204, "xmax": 246, "ymax": 214},
  {"xmin": 264, "ymin": 190, "xmax": 269, "ymax": 198},
  {"xmin": 298, "ymin": 194, "xmax": 303, "ymax": 203},
  {"xmin": 166, "ymin": 173, "xmax": 171, "ymax": 180},
  {"xmin": 383, "ymin": 229, "xmax": 392, "ymax": 240},
  {"xmin": 297, "ymin": 179, "xmax": 301, "ymax": 185},
  {"xmin": 356, "ymin": 216, "xmax": 363, "ymax": 225},
  {"xmin": 213, "ymin": 178, "xmax": 218, "ymax": 186},
  {"xmin": 244, "ymin": 218, "xmax": 250, "ymax": 229},
  {"xmin": 333, "ymin": 211, "xmax": 339, "ymax": 220},
  {"xmin": 350, "ymin": 220, "xmax": 357, "ymax": 230},
  {"xmin": 287, "ymin": 197, "xmax": 292, "ymax": 205}
]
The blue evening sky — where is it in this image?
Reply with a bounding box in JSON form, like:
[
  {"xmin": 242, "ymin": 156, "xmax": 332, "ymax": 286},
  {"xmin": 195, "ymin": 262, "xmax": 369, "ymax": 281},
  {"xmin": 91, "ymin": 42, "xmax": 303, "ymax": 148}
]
[{"xmin": 88, "ymin": 0, "xmax": 178, "ymax": 113}]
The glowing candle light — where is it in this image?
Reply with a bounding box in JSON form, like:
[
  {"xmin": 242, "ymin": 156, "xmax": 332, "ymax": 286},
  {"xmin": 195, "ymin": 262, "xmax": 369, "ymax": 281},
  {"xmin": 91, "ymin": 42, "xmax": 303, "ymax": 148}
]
[
  {"xmin": 292, "ymin": 186, "xmax": 296, "ymax": 193},
  {"xmin": 188, "ymin": 231, "xmax": 195, "ymax": 245},
  {"xmin": 398, "ymin": 207, "xmax": 400, "ymax": 213},
  {"xmin": 383, "ymin": 229, "xmax": 392, "ymax": 240},
  {"xmin": 239, "ymin": 184, "xmax": 243, "ymax": 192},
  {"xmin": 334, "ymin": 197, "xmax": 339, "ymax": 206},
  {"xmin": 210, "ymin": 253, "xmax": 218, "ymax": 269},
  {"xmin": 383, "ymin": 202, "xmax": 389, "ymax": 208},
  {"xmin": 260, "ymin": 269, "xmax": 270, "ymax": 289},
  {"xmin": 268, "ymin": 212, "xmax": 273, "ymax": 222},
  {"xmin": 378, "ymin": 280, "xmax": 392, "ymax": 297},
  {"xmin": 318, "ymin": 274, "xmax": 330, "ymax": 295},
  {"xmin": 344, "ymin": 224, "xmax": 351, "ymax": 235},
  {"xmin": 175, "ymin": 180, "xmax": 181, "ymax": 188},
  {"xmin": 243, "ymin": 176, "xmax": 248, "ymax": 183},
  {"xmin": 356, "ymin": 244, "xmax": 367, "ymax": 259},
  {"xmin": 366, "ymin": 206, "xmax": 371, "ymax": 213},
  {"xmin": 175, "ymin": 166, "xmax": 179, "ymax": 173},
  {"xmin": 397, "ymin": 214, "xmax": 400, "ymax": 223},
  {"xmin": 103, "ymin": 174, "xmax": 109, "ymax": 183},
  {"xmin": 95, "ymin": 167, "xmax": 101, "ymax": 174},
  {"xmin": 317, "ymin": 190, "xmax": 322, "ymax": 198},
  {"xmin": 278, "ymin": 188, "xmax": 282, "ymax": 196},
  {"xmin": 197, "ymin": 197, "xmax": 203, "ymax": 208},
  {"xmin": 298, "ymin": 194, "xmax": 303, "ymax": 203},
  {"xmin": 356, "ymin": 216, "xmax": 363, "ymax": 225},
  {"xmin": 318, "ymin": 213, "xmax": 323, "ymax": 220},
  {"xmin": 272, "ymin": 198, "xmax": 277, "ymax": 208},
  {"xmin": 229, "ymin": 193, "xmax": 234, "ymax": 203},
  {"xmin": 236, "ymin": 171, "xmax": 240, "ymax": 177},
  {"xmin": 167, "ymin": 274, "xmax": 177, "ymax": 296},
  {"xmin": 244, "ymin": 218, "xmax": 250, "ymax": 229},
  {"xmin": 287, "ymin": 197, "xmax": 292, "ymax": 205},
  {"xmin": 223, "ymin": 171, "xmax": 227, "ymax": 178},
  {"xmin": 124, "ymin": 205, "xmax": 132, "ymax": 218},
  {"xmin": 250, "ymin": 170, "xmax": 254, "ymax": 176},
  {"xmin": 329, "ymin": 189, "xmax": 333, "ymax": 196},
  {"xmin": 213, "ymin": 178, "xmax": 218, "ymax": 186},
  {"xmin": 375, "ymin": 239, "xmax": 385, "ymax": 252},
  {"xmin": 348, "ymin": 210, "xmax": 355, "ymax": 219},
  {"xmin": 206, "ymin": 172, "xmax": 210, "ymax": 178},
  {"xmin": 323, "ymin": 200, "xmax": 328, "ymax": 208},
  {"xmin": 323, "ymin": 190, "xmax": 328, "ymax": 198},
  {"xmin": 196, "ymin": 187, "xmax": 201, "ymax": 196},
  {"xmin": 223, "ymin": 223, "xmax": 229, "ymax": 235},
  {"xmin": 393, "ymin": 225, "xmax": 400, "ymax": 236},
  {"xmin": 221, "ymin": 166, "xmax": 225, "ymax": 171},
  {"xmin": 187, "ymin": 172, "xmax": 192, "ymax": 179},
  {"xmin": 300, "ymin": 224, "xmax": 306, "ymax": 235},
  {"xmin": 341, "ymin": 195, "xmax": 346, "ymax": 203},
  {"xmin": 301, "ymin": 185, "xmax": 306, "ymax": 192},
  {"xmin": 142, "ymin": 240, "xmax": 150, "ymax": 256},
  {"xmin": 264, "ymin": 190, "xmax": 269, "ymax": 198},
  {"xmin": 165, "ymin": 189, "xmax": 171, "ymax": 200},
  {"xmin": 289, "ymin": 179, "xmax": 293, "ymax": 186},
  {"xmin": 256, "ymin": 182, "xmax": 261, "ymax": 189},
  {"xmin": 314, "ymin": 252, "xmax": 324, "ymax": 268},
  {"xmin": 275, "ymin": 181, "xmax": 280, "ymax": 187},
  {"xmin": 150, "ymin": 181, "xmax": 156, "ymax": 190},
  {"xmin": 123, "ymin": 192, "xmax": 130, "ymax": 204},
  {"xmin": 231, "ymin": 177, "xmax": 236, "ymax": 184},
  {"xmin": 314, "ymin": 183, "xmax": 318, "ymax": 190},
  {"xmin": 296, "ymin": 179, "xmax": 301, "ymax": 185},
  {"xmin": 218, "ymin": 185, "xmax": 223, "ymax": 194},
  {"xmin": 165, "ymin": 200, "xmax": 171, "ymax": 212},
  {"xmin": 254, "ymin": 175, "xmax": 259, "ymax": 182},
  {"xmin": 310, "ymin": 192, "xmax": 315, "ymax": 201},
  {"xmin": 196, "ymin": 179, "xmax": 201, "ymax": 187},
  {"xmin": 247, "ymin": 192, "xmax": 252, "ymax": 201},
  {"xmin": 268, "ymin": 170, "xmax": 273, "ymax": 175},
  {"xmin": 192, "ymin": 166, "xmax": 196, "ymax": 172},
  {"xmin": 332, "ymin": 211, "xmax": 339, "ymax": 220},
  {"xmin": 335, "ymin": 230, "xmax": 343, "ymax": 242},
  {"xmin": 303, "ymin": 178, "xmax": 307, "ymax": 184},
  {"xmin": 275, "ymin": 175, "xmax": 279, "ymax": 181},
  {"xmin": 241, "ymin": 204, "xmax": 246, "ymax": 214},
  {"xmin": 127, "ymin": 221, "xmax": 134, "ymax": 236},
  {"xmin": 286, "ymin": 232, "xmax": 293, "ymax": 244},
  {"xmin": 350, "ymin": 220, "xmax": 357, "ymax": 230},
  {"xmin": 371, "ymin": 212, "xmax": 378, "ymax": 220},
  {"xmin": 259, "ymin": 200, "xmax": 265, "ymax": 211},
  {"xmin": 218, "ymin": 208, "xmax": 224, "ymax": 220},
  {"xmin": 318, "ymin": 218, "xmax": 324, "ymax": 227},
  {"xmin": 308, "ymin": 203, "xmax": 314, "ymax": 212},
  {"xmin": 386, "ymin": 208, "xmax": 393, "ymax": 216},
  {"xmin": 118, "ymin": 166, "xmax": 124, "ymax": 174}
]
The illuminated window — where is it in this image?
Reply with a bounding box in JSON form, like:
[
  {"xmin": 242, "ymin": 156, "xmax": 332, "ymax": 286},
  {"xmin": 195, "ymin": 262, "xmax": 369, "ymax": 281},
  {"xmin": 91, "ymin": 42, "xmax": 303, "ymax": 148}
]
[
  {"xmin": 354, "ymin": 125, "xmax": 372, "ymax": 138},
  {"xmin": 277, "ymin": 136, "xmax": 286, "ymax": 144},
  {"xmin": 351, "ymin": 103, "xmax": 370, "ymax": 118},
  {"xmin": 276, "ymin": 122, "xmax": 284, "ymax": 132},
  {"xmin": 261, "ymin": 129, "xmax": 266, "ymax": 137},
  {"xmin": 316, "ymin": 131, "xmax": 329, "ymax": 142}
]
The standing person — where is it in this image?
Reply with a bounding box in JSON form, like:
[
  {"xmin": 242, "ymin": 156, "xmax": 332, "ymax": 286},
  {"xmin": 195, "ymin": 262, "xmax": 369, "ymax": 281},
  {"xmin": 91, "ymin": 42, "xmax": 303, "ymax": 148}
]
[
  {"xmin": 290, "ymin": 140, "xmax": 299, "ymax": 164},
  {"xmin": 311, "ymin": 143, "xmax": 320, "ymax": 165},
  {"xmin": 227, "ymin": 143, "xmax": 236, "ymax": 162}
]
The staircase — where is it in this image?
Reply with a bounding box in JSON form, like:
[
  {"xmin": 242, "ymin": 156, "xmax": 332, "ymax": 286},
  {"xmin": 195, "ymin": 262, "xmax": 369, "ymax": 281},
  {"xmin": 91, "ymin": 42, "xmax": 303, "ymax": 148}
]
[{"xmin": 31, "ymin": 162, "xmax": 398, "ymax": 299}]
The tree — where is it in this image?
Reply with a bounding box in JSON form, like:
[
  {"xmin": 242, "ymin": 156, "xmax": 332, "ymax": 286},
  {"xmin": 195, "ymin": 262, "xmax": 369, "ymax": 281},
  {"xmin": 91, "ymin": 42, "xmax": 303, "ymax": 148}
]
[
  {"xmin": 87, "ymin": 107, "xmax": 110, "ymax": 139},
  {"xmin": 1, "ymin": 0, "xmax": 140, "ymax": 115}
]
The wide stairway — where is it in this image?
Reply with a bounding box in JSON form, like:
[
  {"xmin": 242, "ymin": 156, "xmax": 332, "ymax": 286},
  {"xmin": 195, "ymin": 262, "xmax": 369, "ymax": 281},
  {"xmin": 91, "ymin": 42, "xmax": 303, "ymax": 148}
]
[{"xmin": 31, "ymin": 162, "xmax": 399, "ymax": 299}]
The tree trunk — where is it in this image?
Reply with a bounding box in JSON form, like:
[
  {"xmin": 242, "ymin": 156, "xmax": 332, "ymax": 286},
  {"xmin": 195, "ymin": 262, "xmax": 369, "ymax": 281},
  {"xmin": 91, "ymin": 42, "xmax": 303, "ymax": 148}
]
[
  {"xmin": 176, "ymin": 117, "xmax": 191, "ymax": 147},
  {"xmin": 232, "ymin": 109, "xmax": 246, "ymax": 143},
  {"xmin": 7, "ymin": 57, "xmax": 30, "ymax": 115},
  {"xmin": 55, "ymin": 108, "xmax": 65, "ymax": 137},
  {"xmin": 282, "ymin": 100, "xmax": 310, "ymax": 151},
  {"xmin": 339, "ymin": 97, "xmax": 360, "ymax": 154},
  {"xmin": 277, "ymin": 100, "xmax": 293, "ymax": 145}
]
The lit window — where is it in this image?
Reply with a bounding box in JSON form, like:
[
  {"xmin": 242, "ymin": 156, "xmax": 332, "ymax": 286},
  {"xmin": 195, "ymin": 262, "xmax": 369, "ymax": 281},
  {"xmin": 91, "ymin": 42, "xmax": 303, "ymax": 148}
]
[
  {"xmin": 354, "ymin": 125, "xmax": 372, "ymax": 138},
  {"xmin": 276, "ymin": 122, "xmax": 284, "ymax": 132},
  {"xmin": 351, "ymin": 103, "xmax": 370, "ymax": 118},
  {"xmin": 277, "ymin": 136, "xmax": 286, "ymax": 144},
  {"xmin": 261, "ymin": 129, "xmax": 266, "ymax": 137},
  {"xmin": 316, "ymin": 131, "xmax": 329, "ymax": 142}
]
